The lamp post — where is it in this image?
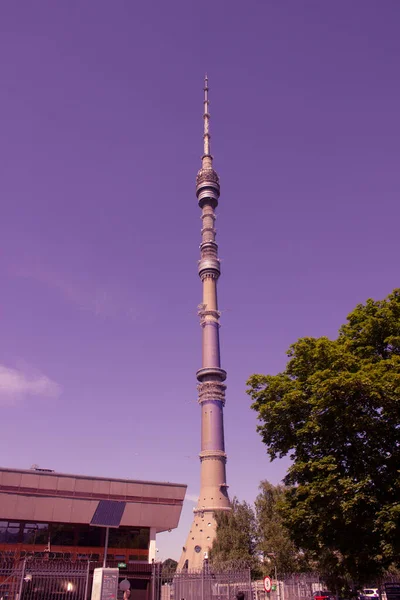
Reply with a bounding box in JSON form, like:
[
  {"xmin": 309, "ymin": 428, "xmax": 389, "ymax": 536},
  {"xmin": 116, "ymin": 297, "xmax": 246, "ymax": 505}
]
[{"xmin": 266, "ymin": 553, "xmax": 279, "ymax": 600}]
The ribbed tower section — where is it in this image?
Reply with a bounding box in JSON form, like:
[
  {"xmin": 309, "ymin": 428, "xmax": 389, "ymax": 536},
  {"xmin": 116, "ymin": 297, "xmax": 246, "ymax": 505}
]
[{"xmin": 178, "ymin": 77, "xmax": 230, "ymax": 571}]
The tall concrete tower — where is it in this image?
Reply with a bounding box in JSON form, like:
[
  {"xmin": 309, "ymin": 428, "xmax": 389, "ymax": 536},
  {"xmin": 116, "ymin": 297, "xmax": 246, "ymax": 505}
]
[{"xmin": 178, "ymin": 77, "xmax": 231, "ymax": 571}]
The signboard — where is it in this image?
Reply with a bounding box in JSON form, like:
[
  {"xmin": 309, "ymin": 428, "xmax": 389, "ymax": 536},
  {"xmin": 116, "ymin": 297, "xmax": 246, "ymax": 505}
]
[
  {"xmin": 264, "ymin": 577, "xmax": 272, "ymax": 593},
  {"xmin": 91, "ymin": 567, "xmax": 119, "ymax": 600},
  {"xmin": 385, "ymin": 583, "xmax": 400, "ymax": 600}
]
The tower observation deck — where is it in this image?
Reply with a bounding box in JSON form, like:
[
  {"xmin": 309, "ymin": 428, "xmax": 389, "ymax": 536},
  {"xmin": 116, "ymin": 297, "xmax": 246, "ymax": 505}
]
[{"xmin": 178, "ymin": 77, "xmax": 230, "ymax": 571}]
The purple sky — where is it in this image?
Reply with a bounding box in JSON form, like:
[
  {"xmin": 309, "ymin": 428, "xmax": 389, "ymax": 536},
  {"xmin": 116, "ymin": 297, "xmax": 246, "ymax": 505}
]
[{"xmin": 1, "ymin": 1, "xmax": 399, "ymax": 560}]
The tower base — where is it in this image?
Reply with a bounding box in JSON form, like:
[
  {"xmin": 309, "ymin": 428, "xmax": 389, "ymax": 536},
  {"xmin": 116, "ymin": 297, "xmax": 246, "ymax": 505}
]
[{"xmin": 178, "ymin": 507, "xmax": 231, "ymax": 571}]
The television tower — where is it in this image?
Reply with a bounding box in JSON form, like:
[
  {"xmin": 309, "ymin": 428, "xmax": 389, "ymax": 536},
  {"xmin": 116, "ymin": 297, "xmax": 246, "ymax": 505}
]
[{"xmin": 178, "ymin": 77, "xmax": 230, "ymax": 570}]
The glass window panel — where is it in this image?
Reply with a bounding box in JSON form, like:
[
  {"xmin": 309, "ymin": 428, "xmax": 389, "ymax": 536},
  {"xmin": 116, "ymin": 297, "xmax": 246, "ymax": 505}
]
[
  {"xmin": 5, "ymin": 522, "xmax": 21, "ymax": 544},
  {"xmin": 51, "ymin": 524, "xmax": 76, "ymax": 546},
  {"xmin": 138, "ymin": 528, "xmax": 149, "ymax": 550},
  {"xmin": 77, "ymin": 525, "xmax": 102, "ymax": 547},
  {"xmin": 22, "ymin": 523, "xmax": 49, "ymax": 545},
  {"xmin": 108, "ymin": 527, "xmax": 149, "ymax": 549},
  {"xmin": 0, "ymin": 521, "xmax": 7, "ymax": 543},
  {"xmin": 34, "ymin": 524, "xmax": 48, "ymax": 545},
  {"xmin": 89, "ymin": 553, "xmax": 100, "ymax": 561},
  {"xmin": 23, "ymin": 525, "xmax": 36, "ymax": 545},
  {"xmin": 128, "ymin": 555, "xmax": 138, "ymax": 562}
]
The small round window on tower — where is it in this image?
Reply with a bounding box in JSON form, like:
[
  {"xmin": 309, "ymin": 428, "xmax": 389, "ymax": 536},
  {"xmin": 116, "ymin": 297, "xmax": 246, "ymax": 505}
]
[{"xmin": 194, "ymin": 546, "xmax": 201, "ymax": 553}]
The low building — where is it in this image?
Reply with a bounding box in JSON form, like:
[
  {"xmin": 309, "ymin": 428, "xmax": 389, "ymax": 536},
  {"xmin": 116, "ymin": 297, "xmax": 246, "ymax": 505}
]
[{"xmin": 0, "ymin": 466, "xmax": 186, "ymax": 598}]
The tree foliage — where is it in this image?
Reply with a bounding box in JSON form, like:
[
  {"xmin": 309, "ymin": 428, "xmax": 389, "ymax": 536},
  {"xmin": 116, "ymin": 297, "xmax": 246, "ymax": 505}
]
[
  {"xmin": 162, "ymin": 558, "xmax": 178, "ymax": 585},
  {"xmin": 210, "ymin": 484, "xmax": 306, "ymax": 577},
  {"xmin": 247, "ymin": 289, "xmax": 400, "ymax": 585},
  {"xmin": 255, "ymin": 480, "xmax": 306, "ymax": 575},
  {"xmin": 210, "ymin": 497, "xmax": 260, "ymax": 575},
  {"xmin": 162, "ymin": 558, "xmax": 178, "ymax": 573}
]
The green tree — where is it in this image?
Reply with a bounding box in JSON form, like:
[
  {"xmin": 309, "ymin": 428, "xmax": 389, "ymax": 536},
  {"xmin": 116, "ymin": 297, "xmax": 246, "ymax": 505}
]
[
  {"xmin": 255, "ymin": 480, "xmax": 306, "ymax": 576},
  {"xmin": 162, "ymin": 558, "xmax": 178, "ymax": 584},
  {"xmin": 210, "ymin": 497, "xmax": 260, "ymax": 575},
  {"xmin": 162, "ymin": 558, "xmax": 178, "ymax": 573},
  {"xmin": 247, "ymin": 289, "xmax": 400, "ymax": 586}
]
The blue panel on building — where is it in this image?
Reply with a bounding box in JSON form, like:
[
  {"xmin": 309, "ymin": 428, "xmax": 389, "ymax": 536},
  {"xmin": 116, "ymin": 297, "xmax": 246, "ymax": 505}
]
[{"xmin": 90, "ymin": 500, "xmax": 126, "ymax": 528}]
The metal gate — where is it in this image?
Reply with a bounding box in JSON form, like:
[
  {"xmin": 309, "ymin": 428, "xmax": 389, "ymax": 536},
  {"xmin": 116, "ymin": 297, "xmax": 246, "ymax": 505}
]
[
  {"xmin": 158, "ymin": 566, "xmax": 252, "ymax": 600},
  {"xmin": 280, "ymin": 574, "xmax": 323, "ymax": 600},
  {"xmin": 0, "ymin": 557, "xmax": 89, "ymax": 600}
]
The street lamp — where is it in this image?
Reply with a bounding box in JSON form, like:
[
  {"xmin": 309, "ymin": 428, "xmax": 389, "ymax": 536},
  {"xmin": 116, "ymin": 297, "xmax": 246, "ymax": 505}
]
[{"xmin": 266, "ymin": 553, "xmax": 279, "ymax": 600}]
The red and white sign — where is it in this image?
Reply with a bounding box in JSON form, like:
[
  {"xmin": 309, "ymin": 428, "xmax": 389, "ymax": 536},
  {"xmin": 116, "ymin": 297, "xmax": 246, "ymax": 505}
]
[{"xmin": 264, "ymin": 577, "xmax": 272, "ymax": 593}]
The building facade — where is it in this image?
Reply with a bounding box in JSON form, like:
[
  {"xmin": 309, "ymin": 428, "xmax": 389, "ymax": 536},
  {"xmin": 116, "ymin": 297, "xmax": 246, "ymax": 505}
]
[
  {"xmin": 178, "ymin": 78, "xmax": 231, "ymax": 571},
  {"xmin": 0, "ymin": 467, "xmax": 186, "ymax": 568}
]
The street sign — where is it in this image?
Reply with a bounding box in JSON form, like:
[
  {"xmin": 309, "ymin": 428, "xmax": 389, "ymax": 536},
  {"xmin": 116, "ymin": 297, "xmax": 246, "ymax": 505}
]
[
  {"xmin": 91, "ymin": 568, "xmax": 119, "ymax": 600},
  {"xmin": 264, "ymin": 577, "xmax": 272, "ymax": 593},
  {"xmin": 118, "ymin": 562, "xmax": 127, "ymax": 568},
  {"xmin": 119, "ymin": 579, "xmax": 131, "ymax": 591}
]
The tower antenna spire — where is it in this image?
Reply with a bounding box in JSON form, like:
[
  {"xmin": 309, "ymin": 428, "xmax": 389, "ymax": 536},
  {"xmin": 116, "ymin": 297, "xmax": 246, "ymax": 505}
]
[{"xmin": 203, "ymin": 74, "xmax": 211, "ymax": 161}]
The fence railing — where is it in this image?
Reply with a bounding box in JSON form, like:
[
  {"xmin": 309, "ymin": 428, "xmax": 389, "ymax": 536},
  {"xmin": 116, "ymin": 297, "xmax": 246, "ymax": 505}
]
[
  {"xmin": 1, "ymin": 553, "xmax": 398, "ymax": 600},
  {"xmin": 0, "ymin": 557, "xmax": 89, "ymax": 600},
  {"xmin": 252, "ymin": 574, "xmax": 325, "ymax": 600},
  {"xmin": 0, "ymin": 553, "xmax": 154, "ymax": 600},
  {"xmin": 158, "ymin": 566, "xmax": 252, "ymax": 600}
]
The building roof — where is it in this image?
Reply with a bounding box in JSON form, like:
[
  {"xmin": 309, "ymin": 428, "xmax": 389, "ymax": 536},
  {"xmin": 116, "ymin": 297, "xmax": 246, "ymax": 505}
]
[{"xmin": 0, "ymin": 467, "xmax": 187, "ymax": 533}]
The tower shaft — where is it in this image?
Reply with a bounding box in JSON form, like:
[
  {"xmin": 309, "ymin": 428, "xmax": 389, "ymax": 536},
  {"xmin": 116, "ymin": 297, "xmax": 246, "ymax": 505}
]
[{"xmin": 178, "ymin": 78, "xmax": 230, "ymax": 571}]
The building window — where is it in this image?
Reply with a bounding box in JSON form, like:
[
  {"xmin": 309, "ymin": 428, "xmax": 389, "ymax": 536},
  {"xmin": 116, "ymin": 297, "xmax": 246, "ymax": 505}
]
[
  {"xmin": 77, "ymin": 525, "xmax": 102, "ymax": 548},
  {"xmin": 108, "ymin": 527, "xmax": 149, "ymax": 550},
  {"xmin": 115, "ymin": 554, "xmax": 126, "ymax": 561},
  {"xmin": 0, "ymin": 521, "xmax": 21, "ymax": 544},
  {"xmin": 128, "ymin": 554, "xmax": 143, "ymax": 562},
  {"xmin": 89, "ymin": 553, "xmax": 100, "ymax": 561},
  {"xmin": 0, "ymin": 521, "xmax": 7, "ymax": 543},
  {"xmin": 51, "ymin": 524, "xmax": 76, "ymax": 546},
  {"xmin": 23, "ymin": 523, "xmax": 49, "ymax": 545}
]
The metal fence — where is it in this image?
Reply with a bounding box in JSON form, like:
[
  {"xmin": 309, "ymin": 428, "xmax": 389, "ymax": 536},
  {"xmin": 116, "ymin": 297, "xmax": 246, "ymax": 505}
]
[
  {"xmin": 0, "ymin": 556, "xmax": 24, "ymax": 599},
  {"xmin": 0, "ymin": 557, "xmax": 89, "ymax": 600},
  {"xmin": 0, "ymin": 552, "xmax": 156, "ymax": 600},
  {"xmin": 282, "ymin": 574, "xmax": 324, "ymax": 600},
  {"xmin": 158, "ymin": 567, "xmax": 252, "ymax": 600},
  {"xmin": 3, "ymin": 556, "xmax": 395, "ymax": 600},
  {"xmin": 251, "ymin": 574, "xmax": 324, "ymax": 600}
]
